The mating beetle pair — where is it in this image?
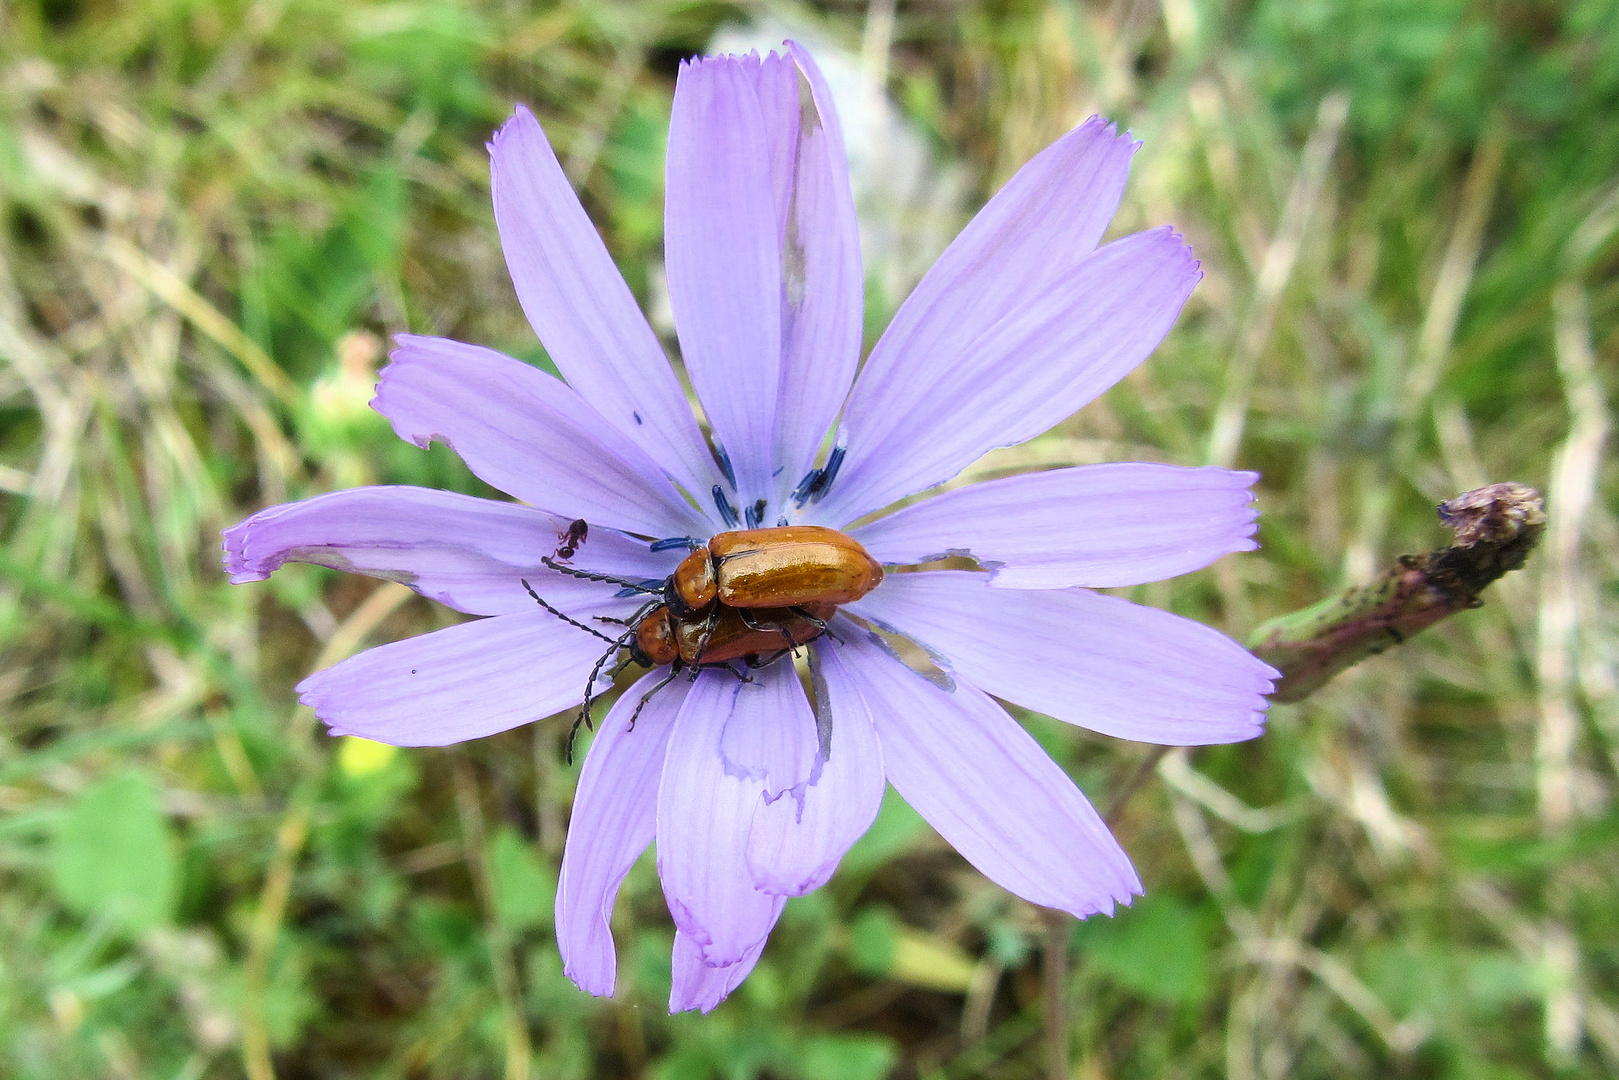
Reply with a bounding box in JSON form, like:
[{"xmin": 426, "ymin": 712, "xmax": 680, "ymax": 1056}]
[{"xmin": 524, "ymin": 525, "xmax": 885, "ymax": 757}]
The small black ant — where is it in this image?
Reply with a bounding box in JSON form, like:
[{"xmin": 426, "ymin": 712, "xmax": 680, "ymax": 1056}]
[{"xmin": 554, "ymin": 518, "xmax": 588, "ymax": 561}]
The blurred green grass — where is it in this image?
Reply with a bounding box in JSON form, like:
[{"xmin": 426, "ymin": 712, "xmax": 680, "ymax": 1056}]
[{"xmin": 2, "ymin": 0, "xmax": 1617, "ymax": 1078}]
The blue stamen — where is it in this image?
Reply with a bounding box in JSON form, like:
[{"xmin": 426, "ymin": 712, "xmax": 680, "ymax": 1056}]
[
  {"xmin": 791, "ymin": 444, "xmax": 849, "ymax": 507},
  {"xmin": 813, "ymin": 445, "xmax": 846, "ymax": 503},
  {"xmin": 714, "ymin": 445, "xmax": 737, "ymax": 489},
  {"xmin": 790, "ymin": 468, "xmax": 820, "ymax": 506},
  {"xmin": 650, "ymin": 536, "xmax": 701, "ymax": 552},
  {"xmin": 712, "ymin": 486, "xmax": 741, "ymax": 528}
]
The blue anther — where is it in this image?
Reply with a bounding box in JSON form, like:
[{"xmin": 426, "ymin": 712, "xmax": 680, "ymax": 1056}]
[
  {"xmin": 790, "ymin": 468, "xmax": 820, "ymax": 506},
  {"xmin": 712, "ymin": 486, "xmax": 741, "ymax": 528},
  {"xmin": 791, "ymin": 445, "xmax": 848, "ymax": 507},
  {"xmin": 714, "ymin": 446, "xmax": 737, "ymax": 489},
  {"xmin": 812, "ymin": 445, "xmax": 846, "ymax": 503}
]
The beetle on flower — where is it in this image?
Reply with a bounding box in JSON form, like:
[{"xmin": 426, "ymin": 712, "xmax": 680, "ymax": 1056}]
[{"xmin": 224, "ymin": 44, "xmax": 1276, "ymax": 1013}]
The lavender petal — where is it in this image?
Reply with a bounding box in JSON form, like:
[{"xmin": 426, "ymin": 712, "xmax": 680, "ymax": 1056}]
[
  {"xmin": 296, "ymin": 602, "xmax": 630, "ymax": 746},
  {"xmin": 820, "ymin": 227, "xmax": 1200, "ymax": 525},
  {"xmin": 821, "ymin": 117, "xmax": 1137, "ymax": 520},
  {"xmin": 665, "ymin": 56, "xmax": 783, "ymax": 504},
  {"xmin": 557, "ymin": 671, "xmax": 688, "ymax": 997},
  {"xmin": 489, "ymin": 106, "xmax": 723, "ymax": 499},
  {"xmin": 669, "ymin": 919, "xmax": 780, "ymax": 1014},
  {"xmin": 747, "ymin": 634, "xmax": 886, "ymax": 896},
  {"xmin": 848, "ymin": 571, "xmax": 1276, "ymax": 746},
  {"xmin": 852, "ymin": 464, "xmax": 1259, "ymax": 588},
  {"xmin": 770, "ymin": 44, "xmax": 864, "ymax": 504},
  {"xmin": 373, "ymin": 335, "xmax": 710, "ymax": 537},
  {"xmin": 718, "ymin": 658, "xmax": 820, "ymax": 799},
  {"xmin": 222, "ymin": 485, "xmax": 674, "ymax": 615},
  {"xmin": 835, "ymin": 632, "xmax": 1140, "ymax": 916},
  {"xmin": 656, "ymin": 669, "xmax": 778, "ymax": 966}
]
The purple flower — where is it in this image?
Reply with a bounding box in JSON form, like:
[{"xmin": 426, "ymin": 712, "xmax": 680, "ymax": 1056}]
[{"xmin": 223, "ymin": 44, "xmax": 1276, "ymax": 1013}]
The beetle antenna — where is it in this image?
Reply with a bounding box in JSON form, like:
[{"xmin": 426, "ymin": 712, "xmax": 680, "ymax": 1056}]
[
  {"xmin": 564, "ymin": 715, "xmax": 585, "ymax": 764},
  {"xmin": 520, "ymin": 580, "xmax": 621, "ymax": 644},
  {"xmin": 540, "ymin": 557, "xmax": 663, "ymax": 594},
  {"xmin": 569, "ymin": 637, "xmax": 618, "ymax": 764},
  {"xmin": 566, "ymin": 625, "xmax": 643, "ymax": 763}
]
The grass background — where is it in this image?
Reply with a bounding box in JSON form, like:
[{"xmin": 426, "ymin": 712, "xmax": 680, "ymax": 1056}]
[{"xmin": 2, "ymin": 0, "xmax": 1617, "ymax": 1077}]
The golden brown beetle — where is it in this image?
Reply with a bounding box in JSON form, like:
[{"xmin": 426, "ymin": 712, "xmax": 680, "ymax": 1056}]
[
  {"xmin": 527, "ymin": 525, "xmax": 884, "ymax": 759},
  {"xmin": 667, "ymin": 526, "xmax": 884, "ymax": 614},
  {"xmin": 630, "ymin": 601, "xmax": 838, "ymax": 667}
]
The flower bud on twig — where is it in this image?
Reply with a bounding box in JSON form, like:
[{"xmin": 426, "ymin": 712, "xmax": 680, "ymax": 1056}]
[{"xmin": 1250, "ymin": 482, "xmax": 1546, "ymax": 703}]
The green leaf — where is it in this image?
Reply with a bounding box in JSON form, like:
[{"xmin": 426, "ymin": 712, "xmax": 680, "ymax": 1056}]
[
  {"xmin": 1074, "ymin": 893, "xmax": 1212, "ymax": 1005},
  {"xmin": 799, "ymin": 1034, "xmax": 899, "ymax": 1080},
  {"xmin": 488, "ymin": 827, "xmax": 555, "ymax": 933},
  {"xmin": 847, "ymin": 908, "xmax": 897, "ymax": 978},
  {"xmin": 50, "ymin": 770, "xmax": 177, "ymax": 932}
]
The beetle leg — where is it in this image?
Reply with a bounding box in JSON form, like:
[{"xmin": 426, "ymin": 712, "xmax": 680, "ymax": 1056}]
[
  {"xmin": 789, "ymin": 605, "xmax": 843, "ymax": 644},
  {"xmin": 594, "ymin": 598, "xmax": 662, "ymax": 628},
  {"xmin": 627, "ymin": 663, "xmax": 682, "ymax": 729},
  {"xmin": 786, "ymin": 605, "xmax": 829, "ymax": 632},
  {"xmin": 701, "ymin": 661, "xmax": 751, "ymax": 683},
  {"xmin": 737, "ymin": 607, "xmax": 799, "ymax": 654},
  {"xmin": 687, "ymin": 606, "xmax": 720, "ymax": 676}
]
